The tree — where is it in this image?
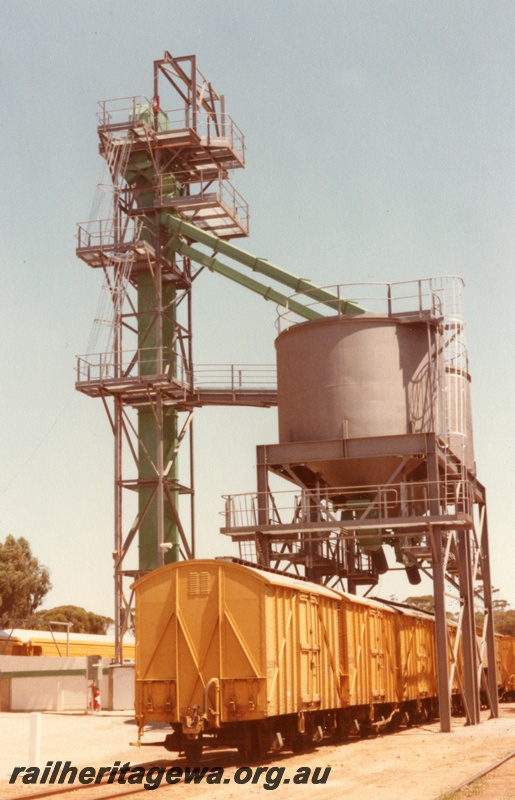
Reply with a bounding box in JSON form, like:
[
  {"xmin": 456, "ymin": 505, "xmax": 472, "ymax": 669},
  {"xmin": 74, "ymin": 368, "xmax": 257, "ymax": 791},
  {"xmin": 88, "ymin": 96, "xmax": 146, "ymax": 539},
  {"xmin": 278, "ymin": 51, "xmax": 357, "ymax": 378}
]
[
  {"xmin": 403, "ymin": 595, "xmax": 435, "ymax": 614},
  {"xmin": 492, "ymin": 610, "xmax": 515, "ymax": 636},
  {"xmin": 404, "ymin": 592, "xmax": 515, "ymax": 636},
  {"xmin": 0, "ymin": 535, "xmax": 51, "ymax": 625},
  {"xmin": 477, "ymin": 606, "xmax": 515, "ymax": 637},
  {"xmin": 33, "ymin": 605, "xmax": 113, "ymax": 635}
]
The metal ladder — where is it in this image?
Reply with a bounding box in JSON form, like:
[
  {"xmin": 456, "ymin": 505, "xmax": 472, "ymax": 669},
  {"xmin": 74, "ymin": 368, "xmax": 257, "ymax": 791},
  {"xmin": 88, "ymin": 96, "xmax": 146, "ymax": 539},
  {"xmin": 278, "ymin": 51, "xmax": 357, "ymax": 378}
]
[
  {"xmin": 85, "ymin": 126, "xmax": 141, "ymax": 358},
  {"xmin": 86, "ymin": 249, "xmax": 136, "ymax": 358}
]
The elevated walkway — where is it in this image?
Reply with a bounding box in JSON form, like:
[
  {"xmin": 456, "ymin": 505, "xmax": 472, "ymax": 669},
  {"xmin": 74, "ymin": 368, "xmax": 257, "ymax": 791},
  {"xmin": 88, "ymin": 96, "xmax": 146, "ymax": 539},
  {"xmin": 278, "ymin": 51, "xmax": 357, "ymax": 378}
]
[
  {"xmin": 94, "ymin": 96, "xmax": 248, "ymax": 238},
  {"xmin": 76, "ymin": 357, "xmax": 277, "ymax": 408}
]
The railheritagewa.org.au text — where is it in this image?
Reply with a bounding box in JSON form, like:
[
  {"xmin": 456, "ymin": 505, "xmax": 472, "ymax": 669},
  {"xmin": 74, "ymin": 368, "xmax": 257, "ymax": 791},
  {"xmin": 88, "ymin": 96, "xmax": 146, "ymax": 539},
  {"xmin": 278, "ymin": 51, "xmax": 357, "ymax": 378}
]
[{"xmin": 10, "ymin": 761, "xmax": 331, "ymax": 791}]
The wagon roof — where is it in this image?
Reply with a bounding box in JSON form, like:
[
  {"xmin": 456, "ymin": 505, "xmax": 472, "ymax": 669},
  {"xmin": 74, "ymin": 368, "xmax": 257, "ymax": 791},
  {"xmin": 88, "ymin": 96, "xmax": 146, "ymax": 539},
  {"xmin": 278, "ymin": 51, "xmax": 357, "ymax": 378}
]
[{"xmin": 132, "ymin": 558, "xmax": 342, "ymax": 600}]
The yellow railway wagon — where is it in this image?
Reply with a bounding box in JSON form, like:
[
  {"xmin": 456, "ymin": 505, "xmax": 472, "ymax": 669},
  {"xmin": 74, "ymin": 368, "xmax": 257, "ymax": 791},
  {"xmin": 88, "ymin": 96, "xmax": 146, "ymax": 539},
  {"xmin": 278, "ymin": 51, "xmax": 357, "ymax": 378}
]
[
  {"xmin": 133, "ymin": 559, "xmax": 342, "ymax": 760},
  {"xmin": 496, "ymin": 634, "xmax": 515, "ymax": 699},
  {"xmin": 0, "ymin": 635, "xmax": 26, "ymax": 656},
  {"xmin": 0, "ymin": 630, "xmax": 135, "ymax": 660},
  {"xmin": 337, "ymin": 595, "xmax": 437, "ymax": 735},
  {"xmin": 341, "ymin": 595, "xmax": 400, "ymax": 710},
  {"xmin": 133, "ymin": 559, "xmax": 515, "ymax": 758},
  {"xmin": 396, "ymin": 609, "xmax": 439, "ymax": 710}
]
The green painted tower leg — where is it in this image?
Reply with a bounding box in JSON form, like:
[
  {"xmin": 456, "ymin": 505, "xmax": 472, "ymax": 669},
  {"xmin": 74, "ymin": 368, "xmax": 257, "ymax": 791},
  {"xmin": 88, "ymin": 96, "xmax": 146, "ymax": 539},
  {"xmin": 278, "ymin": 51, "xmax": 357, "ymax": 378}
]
[{"xmin": 136, "ymin": 270, "xmax": 180, "ymax": 570}]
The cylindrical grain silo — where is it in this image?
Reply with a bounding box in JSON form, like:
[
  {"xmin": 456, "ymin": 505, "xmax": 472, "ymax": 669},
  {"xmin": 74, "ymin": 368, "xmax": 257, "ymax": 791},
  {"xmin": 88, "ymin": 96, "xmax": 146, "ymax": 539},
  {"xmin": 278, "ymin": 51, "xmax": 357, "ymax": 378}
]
[
  {"xmin": 275, "ymin": 309, "xmax": 476, "ymax": 483},
  {"xmin": 276, "ymin": 314, "xmax": 439, "ymax": 441},
  {"xmin": 275, "ymin": 313, "xmax": 440, "ymax": 487}
]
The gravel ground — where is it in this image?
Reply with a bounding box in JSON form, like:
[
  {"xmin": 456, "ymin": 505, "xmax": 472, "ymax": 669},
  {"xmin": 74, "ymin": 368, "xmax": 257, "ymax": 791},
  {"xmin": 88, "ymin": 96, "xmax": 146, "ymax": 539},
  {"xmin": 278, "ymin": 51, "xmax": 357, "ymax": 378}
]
[{"xmin": 1, "ymin": 705, "xmax": 515, "ymax": 800}]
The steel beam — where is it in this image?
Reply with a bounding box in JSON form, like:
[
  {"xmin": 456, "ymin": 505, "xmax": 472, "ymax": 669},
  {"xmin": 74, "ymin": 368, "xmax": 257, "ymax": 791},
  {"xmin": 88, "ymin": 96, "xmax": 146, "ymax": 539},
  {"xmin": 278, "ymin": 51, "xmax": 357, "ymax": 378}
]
[
  {"xmin": 479, "ymin": 503, "xmax": 499, "ymax": 719},
  {"xmin": 256, "ymin": 445, "xmax": 271, "ymax": 567},
  {"xmin": 457, "ymin": 529, "xmax": 481, "ymax": 724}
]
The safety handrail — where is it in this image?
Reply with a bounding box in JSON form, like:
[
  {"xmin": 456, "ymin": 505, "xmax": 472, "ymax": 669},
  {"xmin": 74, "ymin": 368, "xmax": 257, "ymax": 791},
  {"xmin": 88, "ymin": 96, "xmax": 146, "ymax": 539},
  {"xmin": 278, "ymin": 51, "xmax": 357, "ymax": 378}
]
[
  {"xmin": 276, "ymin": 276, "xmax": 465, "ymax": 331},
  {"xmin": 76, "ymin": 356, "xmax": 276, "ymax": 393},
  {"xmin": 222, "ymin": 478, "xmax": 474, "ymax": 531},
  {"xmin": 96, "ymin": 96, "xmax": 245, "ymax": 162}
]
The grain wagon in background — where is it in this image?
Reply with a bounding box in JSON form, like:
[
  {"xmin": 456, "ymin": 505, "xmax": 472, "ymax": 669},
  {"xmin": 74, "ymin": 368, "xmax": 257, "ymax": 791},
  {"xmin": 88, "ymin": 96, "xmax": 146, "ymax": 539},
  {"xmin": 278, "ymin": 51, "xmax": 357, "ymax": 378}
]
[
  {"xmin": 0, "ymin": 632, "xmax": 27, "ymax": 656},
  {"xmin": 0, "ymin": 629, "xmax": 135, "ymax": 659},
  {"xmin": 495, "ymin": 635, "xmax": 515, "ymax": 701}
]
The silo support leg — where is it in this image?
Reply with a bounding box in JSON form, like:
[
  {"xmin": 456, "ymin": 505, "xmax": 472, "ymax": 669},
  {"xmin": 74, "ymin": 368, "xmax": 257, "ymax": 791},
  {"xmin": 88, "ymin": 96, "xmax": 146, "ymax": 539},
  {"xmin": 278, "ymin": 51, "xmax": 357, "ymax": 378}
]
[
  {"xmin": 458, "ymin": 530, "xmax": 481, "ymax": 725},
  {"xmin": 479, "ymin": 506, "xmax": 499, "ymax": 719},
  {"xmin": 432, "ymin": 525, "xmax": 451, "ymax": 733}
]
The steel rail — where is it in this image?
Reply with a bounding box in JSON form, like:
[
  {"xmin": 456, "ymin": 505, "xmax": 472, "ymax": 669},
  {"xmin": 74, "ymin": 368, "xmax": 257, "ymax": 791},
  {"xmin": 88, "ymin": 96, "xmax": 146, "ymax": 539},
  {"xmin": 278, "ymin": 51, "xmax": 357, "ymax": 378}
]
[
  {"xmin": 435, "ymin": 748, "xmax": 515, "ymax": 799},
  {"xmin": 6, "ymin": 751, "xmax": 246, "ymax": 800}
]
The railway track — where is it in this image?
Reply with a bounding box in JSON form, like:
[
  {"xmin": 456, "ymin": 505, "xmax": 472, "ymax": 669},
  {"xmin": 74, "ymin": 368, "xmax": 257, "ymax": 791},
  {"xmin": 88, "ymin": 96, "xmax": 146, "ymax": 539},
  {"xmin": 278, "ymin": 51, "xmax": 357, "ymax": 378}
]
[
  {"xmin": 2, "ymin": 749, "xmax": 275, "ymax": 800},
  {"xmin": 4, "ymin": 712, "xmax": 515, "ymax": 800},
  {"xmin": 436, "ymin": 749, "xmax": 515, "ymax": 799},
  {"xmin": 2, "ymin": 759, "xmax": 201, "ymax": 800}
]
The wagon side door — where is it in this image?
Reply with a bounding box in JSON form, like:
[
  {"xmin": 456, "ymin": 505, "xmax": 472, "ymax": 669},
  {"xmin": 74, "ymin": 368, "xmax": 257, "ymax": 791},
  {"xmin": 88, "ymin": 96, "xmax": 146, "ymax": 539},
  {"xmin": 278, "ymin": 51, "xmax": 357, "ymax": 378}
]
[
  {"xmin": 297, "ymin": 593, "xmax": 321, "ymax": 707},
  {"xmin": 368, "ymin": 609, "xmax": 386, "ymax": 702}
]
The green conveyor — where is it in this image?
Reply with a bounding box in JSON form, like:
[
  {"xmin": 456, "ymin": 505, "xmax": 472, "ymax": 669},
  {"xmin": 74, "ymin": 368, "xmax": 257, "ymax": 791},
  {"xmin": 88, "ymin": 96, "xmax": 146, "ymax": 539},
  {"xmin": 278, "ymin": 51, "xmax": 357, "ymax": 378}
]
[{"xmin": 125, "ymin": 124, "xmax": 366, "ymax": 571}]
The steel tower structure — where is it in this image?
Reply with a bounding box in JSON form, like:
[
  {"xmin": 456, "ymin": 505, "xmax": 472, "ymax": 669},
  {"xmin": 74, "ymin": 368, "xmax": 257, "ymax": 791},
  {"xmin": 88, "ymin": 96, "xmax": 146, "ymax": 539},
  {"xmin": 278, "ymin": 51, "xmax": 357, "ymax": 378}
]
[
  {"xmin": 75, "ymin": 53, "xmax": 498, "ymax": 732},
  {"xmin": 76, "ymin": 53, "xmax": 345, "ymax": 659},
  {"xmin": 221, "ymin": 278, "xmax": 498, "ymax": 732},
  {"xmin": 76, "ymin": 53, "xmax": 255, "ymax": 659}
]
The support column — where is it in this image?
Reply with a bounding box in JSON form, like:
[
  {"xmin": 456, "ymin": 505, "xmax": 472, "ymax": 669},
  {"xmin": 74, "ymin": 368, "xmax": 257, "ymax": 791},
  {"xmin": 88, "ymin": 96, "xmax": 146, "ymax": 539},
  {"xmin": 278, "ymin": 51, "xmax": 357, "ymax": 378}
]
[
  {"xmin": 432, "ymin": 526, "xmax": 451, "ymax": 732},
  {"xmin": 256, "ymin": 445, "xmax": 270, "ymax": 567},
  {"xmin": 114, "ymin": 395, "xmax": 124, "ymax": 662},
  {"xmin": 428, "ymin": 445, "xmax": 451, "ymax": 733},
  {"xmin": 137, "ymin": 270, "xmax": 180, "ymax": 570},
  {"xmin": 479, "ymin": 502, "xmax": 499, "ymax": 718},
  {"xmin": 457, "ymin": 530, "xmax": 481, "ymax": 724}
]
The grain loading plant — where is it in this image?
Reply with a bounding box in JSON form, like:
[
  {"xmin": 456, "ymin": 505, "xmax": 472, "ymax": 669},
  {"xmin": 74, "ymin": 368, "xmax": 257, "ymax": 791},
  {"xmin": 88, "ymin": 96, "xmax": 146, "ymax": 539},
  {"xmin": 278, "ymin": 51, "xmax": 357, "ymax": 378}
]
[{"xmin": 76, "ymin": 52, "xmax": 498, "ymax": 737}]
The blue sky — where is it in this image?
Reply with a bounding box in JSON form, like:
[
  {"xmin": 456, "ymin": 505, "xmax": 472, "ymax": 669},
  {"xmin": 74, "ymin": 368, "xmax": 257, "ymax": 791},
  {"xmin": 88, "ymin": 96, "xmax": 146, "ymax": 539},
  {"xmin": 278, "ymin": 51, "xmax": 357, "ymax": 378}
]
[{"xmin": 1, "ymin": 0, "xmax": 514, "ymax": 616}]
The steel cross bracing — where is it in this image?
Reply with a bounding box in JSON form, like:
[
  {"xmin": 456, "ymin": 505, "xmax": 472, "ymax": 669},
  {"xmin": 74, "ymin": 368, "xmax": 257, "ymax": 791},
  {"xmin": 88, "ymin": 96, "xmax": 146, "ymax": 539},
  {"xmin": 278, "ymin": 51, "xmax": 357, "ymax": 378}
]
[
  {"xmin": 76, "ymin": 52, "xmax": 354, "ymax": 662},
  {"xmin": 221, "ymin": 433, "xmax": 498, "ymax": 731},
  {"xmin": 75, "ymin": 52, "xmax": 498, "ymax": 732},
  {"xmin": 215, "ymin": 275, "xmax": 498, "ymax": 730}
]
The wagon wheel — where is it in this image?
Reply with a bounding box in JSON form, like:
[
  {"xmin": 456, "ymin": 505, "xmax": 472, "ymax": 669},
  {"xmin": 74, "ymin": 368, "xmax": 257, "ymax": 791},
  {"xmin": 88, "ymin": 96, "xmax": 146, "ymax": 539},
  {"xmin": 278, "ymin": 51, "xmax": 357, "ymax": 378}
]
[
  {"xmin": 184, "ymin": 738, "xmax": 203, "ymax": 765},
  {"xmin": 163, "ymin": 732, "xmax": 178, "ymax": 752},
  {"xmin": 237, "ymin": 724, "xmax": 253, "ymax": 762},
  {"xmin": 251, "ymin": 722, "xmax": 270, "ymax": 759},
  {"xmin": 291, "ymin": 734, "xmax": 306, "ymax": 753},
  {"xmin": 331, "ymin": 720, "xmax": 348, "ymax": 743}
]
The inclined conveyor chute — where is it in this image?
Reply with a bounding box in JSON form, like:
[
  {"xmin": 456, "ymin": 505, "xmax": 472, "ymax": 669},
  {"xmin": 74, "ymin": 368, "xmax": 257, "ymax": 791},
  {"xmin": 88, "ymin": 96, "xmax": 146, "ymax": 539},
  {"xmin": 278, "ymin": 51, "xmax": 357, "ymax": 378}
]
[{"xmin": 161, "ymin": 212, "xmax": 368, "ymax": 318}]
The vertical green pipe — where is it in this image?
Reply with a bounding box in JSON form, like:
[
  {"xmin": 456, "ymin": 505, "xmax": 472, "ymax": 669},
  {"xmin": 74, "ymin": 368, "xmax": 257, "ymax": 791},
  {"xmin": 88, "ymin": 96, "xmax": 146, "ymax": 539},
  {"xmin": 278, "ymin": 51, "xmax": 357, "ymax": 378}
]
[
  {"xmin": 136, "ymin": 271, "xmax": 180, "ymax": 570},
  {"xmin": 135, "ymin": 258, "xmax": 180, "ymax": 569},
  {"xmin": 123, "ymin": 121, "xmax": 183, "ymax": 571}
]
